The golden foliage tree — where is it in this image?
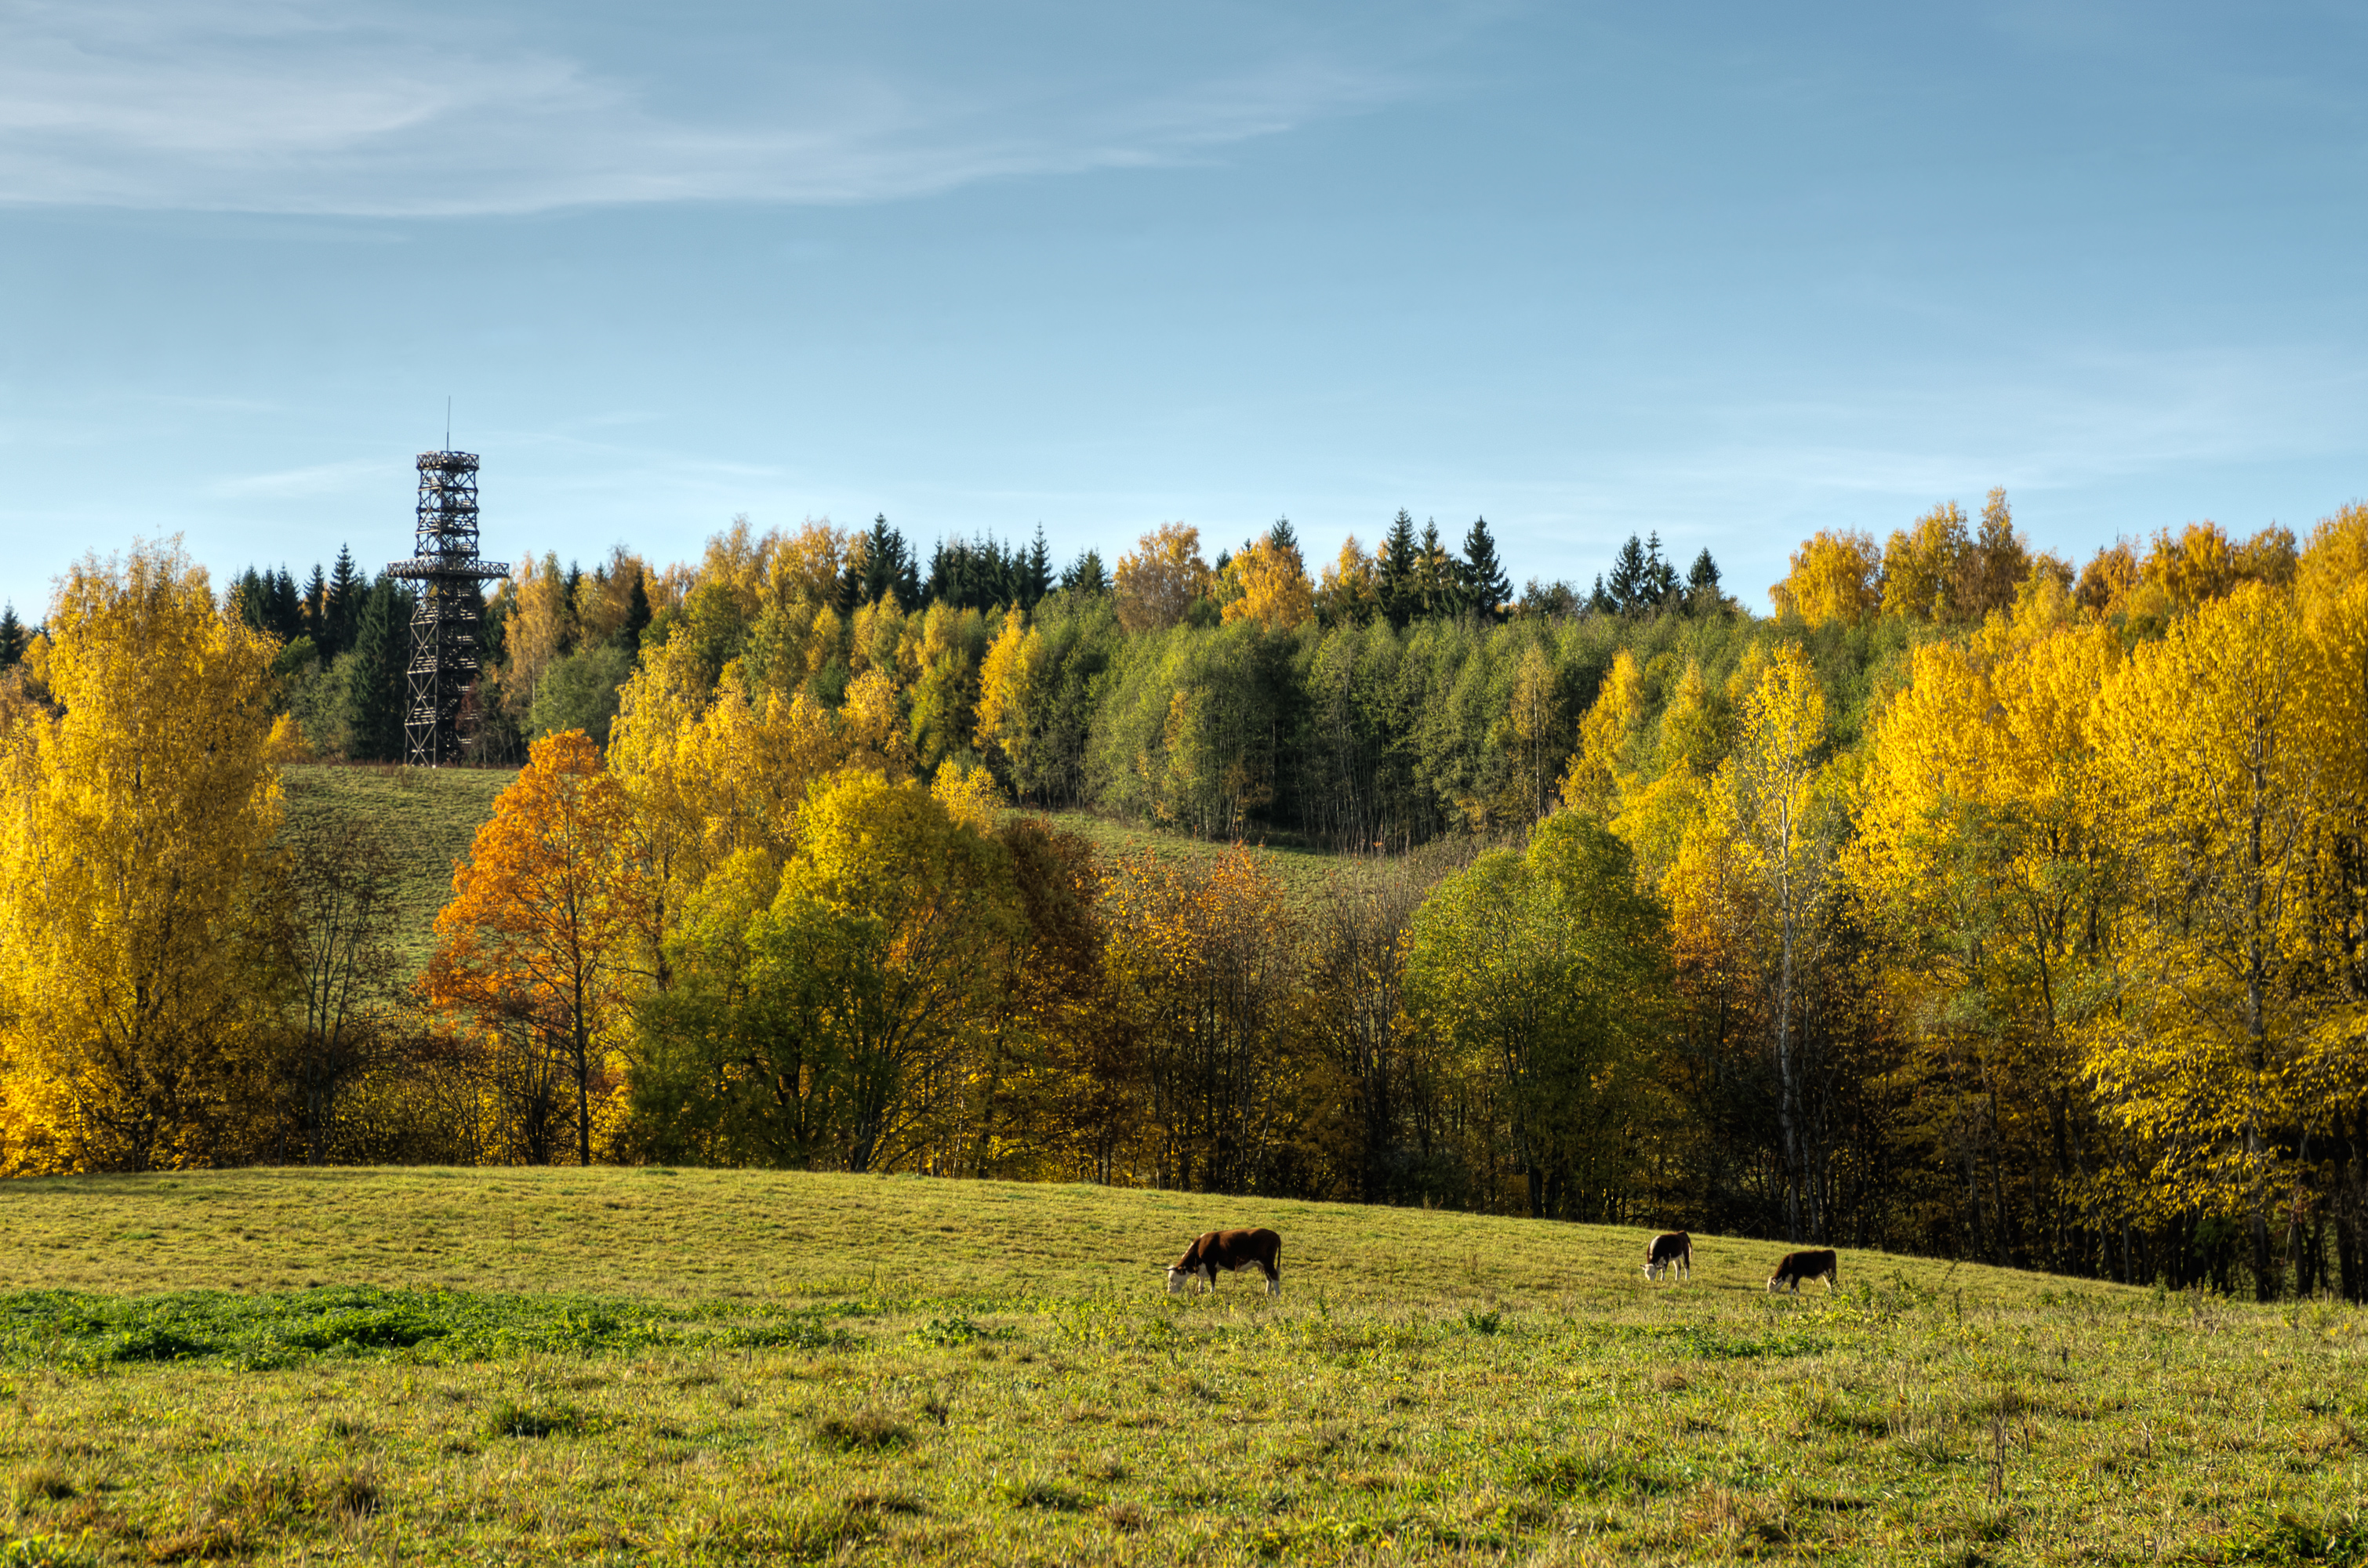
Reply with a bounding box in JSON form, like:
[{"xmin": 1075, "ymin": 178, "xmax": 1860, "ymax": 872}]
[
  {"xmin": 974, "ymin": 610, "xmax": 1044, "ymax": 792},
  {"xmin": 1880, "ymin": 501, "xmax": 1969, "ymax": 622},
  {"xmin": 1219, "ymin": 535, "xmax": 1316, "ymax": 630},
  {"xmin": 1698, "ymin": 645, "xmax": 1838, "ymax": 1238},
  {"xmin": 492, "ymin": 551, "xmax": 573, "ymax": 725},
  {"xmin": 1559, "ymin": 649, "xmax": 1641, "ymax": 819},
  {"xmin": 1315, "ymin": 535, "xmax": 1381, "ymax": 626},
  {"xmin": 0, "ymin": 542, "xmax": 281, "ymax": 1172},
  {"xmin": 1100, "ymin": 846, "xmax": 1302, "ymax": 1191},
  {"xmin": 1113, "ymin": 523, "xmax": 1213, "ymax": 634},
  {"xmin": 1851, "ymin": 588, "xmax": 2123, "ymax": 1260},
  {"xmin": 2086, "ymin": 582, "xmax": 2352, "ymax": 1295},
  {"xmin": 1768, "ymin": 530, "xmax": 1881, "ymax": 626}
]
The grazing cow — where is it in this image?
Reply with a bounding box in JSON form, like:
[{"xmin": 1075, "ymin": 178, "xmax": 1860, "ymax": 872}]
[
  {"xmin": 1641, "ymin": 1231, "xmax": 1692, "ymax": 1283},
  {"xmin": 1167, "ymin": 1229, "xmax": 1283, "ymax": 1298},
  {"xmin": 1766, "ymin": 1248, "xmax": 1839, "ymax": 1293}
]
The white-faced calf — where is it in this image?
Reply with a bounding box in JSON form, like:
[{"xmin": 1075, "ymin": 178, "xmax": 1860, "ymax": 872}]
[
  {"xmin": 1167, "ymin": 1228, "xmax": 1282, "ymax": 1298},
  {"xmin": 1641, "ymin": 1231, "xmax": 1691, "ymax": 1283},
  {"xmin": 1766, "ymin": 1247, "xmax": 1838, "ymax": 1293}
]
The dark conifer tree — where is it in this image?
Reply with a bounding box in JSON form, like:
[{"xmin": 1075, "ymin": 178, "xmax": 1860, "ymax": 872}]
[
  {"xmin": 619, "ymin": 573, "xmax": 652, "ymax": 653},
  {"xmin": 1603, "ymin": 533, "xmax": 1680, "ymax": 613},
  {"xmin": 300, "ymin": 564, "xmax": 329, "ymax": 648},
  {"xmin": 1685, "ymin": 547, "xmax": 1723, "ymax": 613},
  {"xmin": 927, "ymin": 539, "xmax": 957, "ymax": 605},
  {"xmin": 1378, "ymin": 510, "xmax": 1420, "ymax": 627},
  {"xmin": 269, "ymin": 569, "xmax": 305, "ymax": 643},
  {"xmin": 340, "ymin": 579, "xmax": 410, "ymax": 762},
  {"xmin": 0, "ymin": 603, "xmax": 24, "ymax": 668},
  {"xmin": 324, "ymin": 545, "xmax": 365, "ymax": 659},
  {"xmin": 994, "ymin": 537, "xmax": 1022, "ymax": 606},
  {"xmin": 228, "ymin": 568, "xmax": 267, "ymax": 632},
  {"xmin": 1060, "ymin": 549, "xmax": 1110, "ymax": 596},
  {"xmin": 1642, "ymin": 531, "xmax": 1680, "ymax": 607},
  {"xmin": 558, "ymin": 561, "xmax": 584, "ymax": 655},
  {"xmin": 853, "ymin": 514, "xmax": 921, "ymax": 607},
  {"xmin": 1589, "ymin": 573, "xmax": 1617, "ymax": 616},
  {"xmin": 1415, "ymin": 519, "xmax": 1457, "ymax": 618},
  {"xmin": 1023, "ymin": 528, "xmax": 1052, "ymax": 609},
  {"xmin": 1267, "ymin": 517, "xmax": 1298, "ymax": 555},
  {"xmin": 895, "ymin": 537, "xmax": 922, "ymax": 608},
  {"xmin": 1461, "ymin": 517, "xmax": 1512, "ymax": 621}
]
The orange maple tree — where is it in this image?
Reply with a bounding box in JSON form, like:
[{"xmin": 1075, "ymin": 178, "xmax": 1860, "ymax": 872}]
[{"xmin": 424, "ymin": 729, "xmax": 645, "ymax": 1166}]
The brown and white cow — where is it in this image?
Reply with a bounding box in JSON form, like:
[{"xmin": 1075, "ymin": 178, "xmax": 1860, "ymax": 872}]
[
  {"xmin": 1766, "ymin": 1248, "xmax": 1838, "ymax": 1293},
  {"xmin": 1641, "ymin": 1231, "xmax": 1691, "ymax": 1283},
  {"xmin": 1167, "ymin": 1229, "xmax": 1282, "ymax": 1298}
]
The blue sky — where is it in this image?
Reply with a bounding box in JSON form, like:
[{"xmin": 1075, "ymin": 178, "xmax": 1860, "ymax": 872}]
[{"xmin": 3, "ymin": 1, "xmax": 2363, "ymax": 619}]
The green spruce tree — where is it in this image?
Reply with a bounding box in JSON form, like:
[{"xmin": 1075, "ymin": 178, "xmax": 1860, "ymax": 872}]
[
  {"xmin": 1378, "ymin": 510, "xmax": 1420, "ymax": 627},
  {"xmin": 1685, "ymin": 548, "xmax": 1723, "ymax": 613},
  {"xmin": 1415, "ymin": 519, "xmax": 1455, "ymax": 619},
  {"xmin": 618, "ymin": 572, "xmax": 652, "ymax": 654},
  {"xmin": 1023, "ymin": 527, "xmax": 1053, "ymax": 608},
  {"xmin": 1060, "ymin": 549, "xmax": 1110, "ymax": 596},
  {"xmin": 1461, "ymin": 517, "xmax": 1512, "ymax": 621},
  {"xmin": 340, "ymin": 580, "xmax": 410, "ymax": 762},
  {"xmin": 324, "ymin": 545, "xmax": 365, "ymax": 660}
]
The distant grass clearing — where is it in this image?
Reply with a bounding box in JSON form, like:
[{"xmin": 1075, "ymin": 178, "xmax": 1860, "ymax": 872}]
[{"xmin": 278, "ymin": 763, "xmax": 516, "ymax": 974}]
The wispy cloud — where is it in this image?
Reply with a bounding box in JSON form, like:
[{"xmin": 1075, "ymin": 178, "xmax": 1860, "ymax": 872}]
[
  {"xmin": 0, "ymin": 0, "xmax": 1422, "ymax": 216},
  {"xmin": 210, "ymin": 456, "xmax": 394, "ymax": 498}
]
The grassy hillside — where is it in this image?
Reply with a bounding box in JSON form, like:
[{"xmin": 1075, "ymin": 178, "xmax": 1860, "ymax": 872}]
[
  {"xmin": 278, "ymin": 764, "xmax": 517, "ymax": 972},
  {"xmin": 274, "ymin": 764, "xmax": 1388, "ymax": 970},
  {"xmin": 1032, "ymin": 809, "xmax": 1390, "ymax": 913},
  {"xmin": 3, "ymin": 1171, "xmax": 2359, "ymax": 1566}
]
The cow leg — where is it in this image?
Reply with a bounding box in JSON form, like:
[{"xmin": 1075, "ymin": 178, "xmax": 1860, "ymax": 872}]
[{"xmin": 1262, "ymin": 1262, "xmax": 1280, "ymax": 1297}]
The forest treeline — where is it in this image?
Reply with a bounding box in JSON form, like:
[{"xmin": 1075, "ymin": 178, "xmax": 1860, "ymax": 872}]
[{"xmin": 1, "ymin": 496, "xmax": 2365, "ymax": 1305}]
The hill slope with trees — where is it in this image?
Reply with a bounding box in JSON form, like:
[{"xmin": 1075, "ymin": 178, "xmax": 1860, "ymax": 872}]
[{"xmin": 1, "ymin": 497, "xmax": 2363, "ymax": 1305}]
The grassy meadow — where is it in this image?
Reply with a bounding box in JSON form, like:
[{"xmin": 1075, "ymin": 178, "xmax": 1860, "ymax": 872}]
[
  {"xmin": 2, "ymin": 1170, "xmax": 2362, "ymax": 1566},
  {"xmin": 278, "ymin": 764, "xmax": 518, "ymax": 974}
]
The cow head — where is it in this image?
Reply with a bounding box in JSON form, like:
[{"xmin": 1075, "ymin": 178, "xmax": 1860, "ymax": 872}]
[{"xmin": 1165, "ymin": 1266, "xmax": 1191, "ymax": 1295}]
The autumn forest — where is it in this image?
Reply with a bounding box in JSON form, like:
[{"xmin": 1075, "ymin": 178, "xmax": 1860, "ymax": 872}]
[{"xmin": 2, "ymin": 498, "xmax": 2365, "ymax": 1306}]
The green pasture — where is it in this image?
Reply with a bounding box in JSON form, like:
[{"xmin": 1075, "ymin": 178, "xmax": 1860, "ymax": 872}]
[
  {"xmin": 278, "ymin": 764, "xmax": 518, "ymax": 974},
  {"xmin": 2, "ymin": 1169, "xmax": 2362, "ymax": 1565}
]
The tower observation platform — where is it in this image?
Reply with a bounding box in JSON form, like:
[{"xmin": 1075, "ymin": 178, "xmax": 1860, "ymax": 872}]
[{"xmin": 386, "ymin": 450, "xmax": 508, "ymax": 767}]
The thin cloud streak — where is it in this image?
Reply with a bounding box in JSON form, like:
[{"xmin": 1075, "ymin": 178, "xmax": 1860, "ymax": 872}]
[
  {"xmin": 0, "ymin": 1, "xmax": 1415, "ymax": 216},
  {"xmin": 209, "ymin": 456, "xmax": 396, "ymax": 498}
]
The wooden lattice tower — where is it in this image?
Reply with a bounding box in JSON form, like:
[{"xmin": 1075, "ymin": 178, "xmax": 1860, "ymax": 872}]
[{"xmin": 387, "ymin": 450, "xmax": 508, "ymax": 766}]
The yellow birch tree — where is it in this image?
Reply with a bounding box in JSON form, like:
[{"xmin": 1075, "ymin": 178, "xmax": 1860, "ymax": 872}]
[
  {"xmin": 2087, "ymin": 582, "xmax": 2344, "ymax": 1296},
  {"xmin": 0, "ymin": 542, "xmax": 281, "ymax": 1172}
]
